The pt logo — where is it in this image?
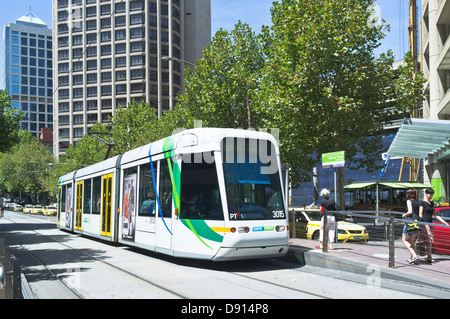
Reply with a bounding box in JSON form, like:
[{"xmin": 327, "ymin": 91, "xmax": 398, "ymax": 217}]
[{"xmin": 230, "ymin": 212, "xmax": 240, "ymax": 220}]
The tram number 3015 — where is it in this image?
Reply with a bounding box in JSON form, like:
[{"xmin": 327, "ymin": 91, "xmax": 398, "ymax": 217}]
[{"xmin": 272, "ymin": 210, "xmax": 285, "ymax": 218}]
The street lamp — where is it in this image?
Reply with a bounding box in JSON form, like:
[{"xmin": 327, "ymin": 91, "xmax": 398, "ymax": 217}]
[{"xmin": 161, "ymin": 56, "xmax": 195, "ymax": 67}]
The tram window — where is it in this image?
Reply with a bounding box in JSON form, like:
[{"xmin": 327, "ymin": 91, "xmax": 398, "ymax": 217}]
[
  {"xmin": 139, "ymin": 164, "xmax": 156, "ymax": 216},
  {"xmin": 60, "ymin": 185, "xmax": 66, "ymax": 213},
  {"xmin": 65, "ymin": 184, "xmax": 73, "ymax": 214},
  {"xmin": 180, "ymin": 153, "xmax": 223, "ymax": 220},
  {"xmin": 92, "ymin": 176, "xmax": 102, "ymax": 215},
  {"xmin": 222, "ymin": 138, "xmax": 285, "ymax": 220},
  {"xmin": 159, "ymin": 159, "xmax": 173, "ymax": 218},
  {"xmin": 83, "ymin": 179, "xmax": 92, "ymax": 214}
]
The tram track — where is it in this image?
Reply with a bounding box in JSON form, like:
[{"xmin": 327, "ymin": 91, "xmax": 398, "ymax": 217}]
[
  {"xmin": 0, "ymin": 213, "xmax": 319, "ymax": 299},
  {"xmin": 1, "ymin": 212, "xmax": 426, "ymax": 299},
  {"xmin": 0, "ymin": 213, "xmax": 188, "ymax": 299}
]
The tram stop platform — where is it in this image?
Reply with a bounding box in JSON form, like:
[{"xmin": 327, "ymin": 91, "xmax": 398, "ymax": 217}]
[{"xmin": 287, "ymin": 238, "xmax": 450, "ymax": 296}]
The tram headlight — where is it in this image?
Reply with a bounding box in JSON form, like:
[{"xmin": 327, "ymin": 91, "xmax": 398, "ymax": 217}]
[
  {"xmin": 238, "ymin": 227, "xmax": 250, "ymax": 233},
  {"xmin": 275, "ymin": 225, "xmax": 286, "ymax": 232}
]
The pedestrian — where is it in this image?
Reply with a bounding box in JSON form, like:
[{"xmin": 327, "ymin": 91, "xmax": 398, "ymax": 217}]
[
  {"xmin": 401, "ymin": 189, "xmax": 420, "ymax": 264},
  {"xmin": 317, "ymin": 188, "xmax": 337, "ymax": 250},
  {"xmin": 419, "ymin": 188, "xmax": 449, "ymax": 263}
]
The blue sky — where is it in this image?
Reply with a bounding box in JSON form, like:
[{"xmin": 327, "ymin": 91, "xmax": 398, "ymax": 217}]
[{"xmin": 0, "ymin": 0, "xmax": 411, "ymax": 89}]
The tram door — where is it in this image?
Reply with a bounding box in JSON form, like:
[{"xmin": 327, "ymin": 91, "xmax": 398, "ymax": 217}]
[
  {"xmin": 101, "ymin": 174, "xmax": 113, "ymax": 237},
  {"xmin": 75, "ymin": 181, "xmax": 83, "ymax": 231},
  {"xmin": 156, "ymin": 159, "xmax": 174, "ymax": 251}
]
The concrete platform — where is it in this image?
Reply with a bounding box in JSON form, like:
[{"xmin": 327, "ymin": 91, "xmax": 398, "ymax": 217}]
[{"xmin": 288, "ymin": 238, "xmax": 450, "ymax": 295}]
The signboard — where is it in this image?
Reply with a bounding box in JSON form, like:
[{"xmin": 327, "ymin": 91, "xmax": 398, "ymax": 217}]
[{"xmin": 322, "ymin": 151, "xmax": 345, "ymax": 168}]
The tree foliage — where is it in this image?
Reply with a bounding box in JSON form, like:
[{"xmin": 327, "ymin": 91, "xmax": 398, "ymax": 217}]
[
  {"xmin": 63, "ymin": 100, "xmax": 195, "ymax": 162},
  {"xmin": 178, "ymin": 22, "xmax": 265, "ymax": 129},
  {"xmin": 0, "ymin": 90, "xmax": 23, "ymax": 153},
  {"xmin": 178, "ymin": 0, "xmax": 425, "ymax": 196},
  {"xmin": 0, "ymin": 131, "xmax": 56, "ymax": 200}
]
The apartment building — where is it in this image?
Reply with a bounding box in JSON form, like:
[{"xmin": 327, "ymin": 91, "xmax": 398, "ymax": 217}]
[
  {"xmin": 422, "ymin": 0, "xmax": 450, "ymax": 120},
  {"xmin": 388, "ymin": 0, "xmax": 450, "ymax": 200},
  {"xmin": 3, "ymin": 12, "xmax": 53, "ymax": 139},
  {"xmin": 53, "ymin": 0, "xmax": 211, "ymax": 155}
]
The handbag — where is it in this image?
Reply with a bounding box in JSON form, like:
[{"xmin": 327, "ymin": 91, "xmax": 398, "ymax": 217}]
[{"xmin": 406, "ymin": 219, "xmax": 419, "ymax": 232}]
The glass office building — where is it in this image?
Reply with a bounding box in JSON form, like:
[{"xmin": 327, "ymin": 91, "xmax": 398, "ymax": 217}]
[
  {"xmin": 3, "ymin": 12, "xmax": 53, "ymax": 139},
  {"xmin": 291, "ymin": 133, "xmax": 415, "ymax": 207}
]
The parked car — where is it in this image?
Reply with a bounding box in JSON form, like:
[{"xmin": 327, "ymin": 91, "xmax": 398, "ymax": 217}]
[
  {"xmin": 31, "ymin": 205, "xmax": 44, "ymax": 215},
  {"xmin": 291, "ymin": 210, "xmax": 369, "ymax": 243},
  {"xmin": 23, "ymin": 204, "xmax": 33, "ymax": 214},
  {"xmin": 43, "ymin": 205, "xmax": 57, "ymax": 216},
  {"xmin": 5, "ymin": 203, "xmax": 22, "ymax": 212},
  {"xmin": 433, "ymin": 207, "xmax": 450, "ymax": 254}
]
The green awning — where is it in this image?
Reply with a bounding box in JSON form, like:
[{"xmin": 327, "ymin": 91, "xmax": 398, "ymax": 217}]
[
  {"xmin": 344, "ymin": 181, "xmax": 432, "ymax": 190},
  {"xmin": 379, "ymin": 182, "xmax": 407, "ymax": 188},
  {"xmin": 344, "ymin": 182, "xmax": 376, "ymax": 189}
]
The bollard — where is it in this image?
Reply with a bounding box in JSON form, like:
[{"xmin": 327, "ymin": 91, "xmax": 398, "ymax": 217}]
[
  {"xmin": 11, "ymin": 257, "xmax": 22, "ymax": 299},
  {"xmin": 389, "ymin": 215, "xmax": 395, "ymax": 268},
  {"xmin": 291, "ymin": 210, "xmax": 296, "ymax": 238}
]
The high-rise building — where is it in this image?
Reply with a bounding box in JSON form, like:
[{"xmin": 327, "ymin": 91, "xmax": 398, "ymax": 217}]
[
  {"xmin": 53, "ymin": 0, "xmax": 211, "ymax": 155},
  {"xmin": 3, "ymin": 11, "xmax": 53, "ymax": 139},
  {"xmin": 388, "ymin": 0, "xmax": 450, "ymax": 200},
  {"xmin": 421, "ymin": 0, "xmax": 450, "ymax": 120}
]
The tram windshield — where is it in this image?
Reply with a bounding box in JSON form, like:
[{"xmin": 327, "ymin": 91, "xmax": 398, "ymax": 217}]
[{"xmin": 222, "ymin": 138, "xmax": 285, "ymax": 221}]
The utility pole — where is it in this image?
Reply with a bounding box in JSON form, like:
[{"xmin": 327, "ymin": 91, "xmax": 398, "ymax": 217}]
[{"xmin": 409, "ymin": 0, "xmax": 419, "ymax": 76}]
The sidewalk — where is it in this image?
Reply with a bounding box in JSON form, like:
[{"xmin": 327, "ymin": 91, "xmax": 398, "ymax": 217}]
[{"xmin": 288, "ymin": 238, "xmax": 450, "ymax": 293}]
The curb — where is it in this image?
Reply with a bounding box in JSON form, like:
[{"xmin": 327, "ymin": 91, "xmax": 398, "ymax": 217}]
[
  {"xmin": 286, "ymin": 247, "xmax": 450, "ymax": 294},
  {"xmin": 21, "ymin": 274, "xmax": 35, "ymax": 299}
]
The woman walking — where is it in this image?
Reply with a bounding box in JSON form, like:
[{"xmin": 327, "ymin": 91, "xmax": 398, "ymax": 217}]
[
  {"xmin": 419, "ymin": 188, "xmax": 449, "ymax": 263},
  {"xmin": 401, "ymin": 189, "xmax": 420, "ymax": 264}
]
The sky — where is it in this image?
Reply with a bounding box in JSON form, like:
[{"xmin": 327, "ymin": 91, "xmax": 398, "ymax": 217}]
[{"xmin": 0, "ymin": 0, "xmax": 411, "ymax": 90}]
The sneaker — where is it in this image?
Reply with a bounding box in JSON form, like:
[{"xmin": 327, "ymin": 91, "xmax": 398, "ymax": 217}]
[{"xmin": 408, "ymin": 256, "xmax": 419, "ymax": 264}]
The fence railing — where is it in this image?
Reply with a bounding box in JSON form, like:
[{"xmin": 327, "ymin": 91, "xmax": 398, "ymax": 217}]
[
  {"xmin": 0, "ymin": 238, "xmax": 23, "ymax": 299},
  {"xmin": 289, "ymin": 208, "xmax": 450, "ymax": 269}
]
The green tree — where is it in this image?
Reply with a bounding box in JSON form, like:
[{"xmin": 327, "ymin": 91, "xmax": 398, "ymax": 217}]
[
  {"xmin": 62, "ymin": 122, "xmax": 110, "ymax": 165},
  {"xmin": 62, "ymin": 100, "xmax": 195, "ymax": 165},
  {"xmin": 178, "ymin": 21, "xmax": 265, "ymax": 129},
  {"xmin": 259, "ymin": 0, "xmax": 425, "ymax": 205},
  {"xmin": 0, "ymin": 131, "xmax": 55, "ymax": 201},
  {"xmin": 0, "ymin": 90, "xmax": 23, "ymax": 153}
]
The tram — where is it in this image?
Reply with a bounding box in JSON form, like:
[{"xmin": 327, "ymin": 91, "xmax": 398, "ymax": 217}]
[{"xmin": 57, "ymin": 128, "xmax": 289, "ymax": 261}]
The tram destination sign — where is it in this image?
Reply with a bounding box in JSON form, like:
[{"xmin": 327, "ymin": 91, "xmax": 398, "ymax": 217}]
[{"xmin": 322, "ymin": 151, "xmax": 345, "ymax": 168}]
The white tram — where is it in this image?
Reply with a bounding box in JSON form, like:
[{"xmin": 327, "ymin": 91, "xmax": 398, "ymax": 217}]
[{"xmin": 57, "ymin": 128, "xmax": 289, "ymax": 261}]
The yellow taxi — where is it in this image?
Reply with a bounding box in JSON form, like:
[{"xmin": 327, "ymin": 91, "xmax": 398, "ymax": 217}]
[
  {"xmin": 31, "ymin": 205, "xmax": 44, "ymax": 215},
  {"xmin": 23, "ymin": 204, "xmax": 33, "ymax": 214},
  {"xmin": 43, "ymin": 205, "xmax": 57, "ymax": 216},
  {"xmin": 291, "ymin": 209, "xmax": 369, "ymax": 243}
]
